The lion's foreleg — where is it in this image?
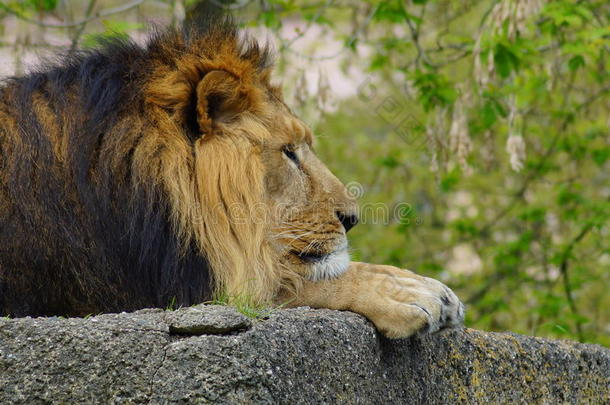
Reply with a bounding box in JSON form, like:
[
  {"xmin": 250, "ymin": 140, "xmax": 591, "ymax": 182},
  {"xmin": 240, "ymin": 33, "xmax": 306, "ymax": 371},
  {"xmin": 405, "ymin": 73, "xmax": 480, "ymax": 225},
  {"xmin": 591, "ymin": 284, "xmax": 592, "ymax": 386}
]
[{"xmin": 284, "ymin": 262, "xmax": 465, "ymax": 339}]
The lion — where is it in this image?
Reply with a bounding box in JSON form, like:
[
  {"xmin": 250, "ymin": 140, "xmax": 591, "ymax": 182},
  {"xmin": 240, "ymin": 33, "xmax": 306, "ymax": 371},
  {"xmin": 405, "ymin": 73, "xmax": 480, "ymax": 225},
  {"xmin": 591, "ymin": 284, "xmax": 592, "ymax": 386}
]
[{"xmin": 0, "ymin": 16, "xmax": 463, "ymax": 338}]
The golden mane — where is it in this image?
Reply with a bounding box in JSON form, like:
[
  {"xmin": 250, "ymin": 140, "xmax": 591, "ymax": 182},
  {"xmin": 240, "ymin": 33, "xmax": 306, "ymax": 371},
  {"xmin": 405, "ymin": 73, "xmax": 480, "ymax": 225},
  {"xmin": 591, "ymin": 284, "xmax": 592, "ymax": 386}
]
[{"xmin": 140, "ymin": 24, "xmax": 299, "ymax": 305}]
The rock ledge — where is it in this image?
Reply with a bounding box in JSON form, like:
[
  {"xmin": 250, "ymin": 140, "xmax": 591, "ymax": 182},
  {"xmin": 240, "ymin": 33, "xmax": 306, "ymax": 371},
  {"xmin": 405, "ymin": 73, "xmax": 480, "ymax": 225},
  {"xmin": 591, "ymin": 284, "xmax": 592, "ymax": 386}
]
[{"xmin": 0, "ymin": 305, "xmax": 608, "ymax": 404}]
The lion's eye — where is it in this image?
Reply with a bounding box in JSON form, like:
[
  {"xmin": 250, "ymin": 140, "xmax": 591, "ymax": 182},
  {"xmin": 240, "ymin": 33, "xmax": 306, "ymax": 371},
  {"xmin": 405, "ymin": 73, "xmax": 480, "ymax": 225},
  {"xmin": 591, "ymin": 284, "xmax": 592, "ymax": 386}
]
[{"xmin": 282, "ymin": 145, "xmax": 300, "ymax": 165}]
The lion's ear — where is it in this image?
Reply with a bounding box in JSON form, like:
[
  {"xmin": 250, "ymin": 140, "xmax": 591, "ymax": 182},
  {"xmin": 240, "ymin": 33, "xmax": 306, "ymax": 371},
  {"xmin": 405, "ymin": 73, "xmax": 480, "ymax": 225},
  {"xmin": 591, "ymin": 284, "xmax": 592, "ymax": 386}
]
[{"xmin": 196, "ymin": 70, "xmax": 249, "ymax": 136}]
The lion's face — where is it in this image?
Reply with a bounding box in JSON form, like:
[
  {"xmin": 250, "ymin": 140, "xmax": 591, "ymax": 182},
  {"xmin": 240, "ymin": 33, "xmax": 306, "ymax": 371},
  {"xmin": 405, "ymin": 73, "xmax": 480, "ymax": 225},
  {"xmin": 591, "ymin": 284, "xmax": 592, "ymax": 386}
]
[
  {"xmin": 201, "ymin": 91, "xmax": 359, "ymax": 281},
  {"xmin": 260, "ymin": 110, "xmax": 359, "ymax": 281}
]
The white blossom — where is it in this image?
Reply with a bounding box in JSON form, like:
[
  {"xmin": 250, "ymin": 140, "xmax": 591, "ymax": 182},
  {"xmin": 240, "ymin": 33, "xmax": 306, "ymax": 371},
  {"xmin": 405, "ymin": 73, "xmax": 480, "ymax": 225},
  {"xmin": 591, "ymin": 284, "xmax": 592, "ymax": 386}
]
[
  {"xmin": 506, "ymin": 134, "xmax": 526, "ymax": 171},
  {"xmin": 449, "ymin": 93, "xmax": 473, "ymax": 175}
]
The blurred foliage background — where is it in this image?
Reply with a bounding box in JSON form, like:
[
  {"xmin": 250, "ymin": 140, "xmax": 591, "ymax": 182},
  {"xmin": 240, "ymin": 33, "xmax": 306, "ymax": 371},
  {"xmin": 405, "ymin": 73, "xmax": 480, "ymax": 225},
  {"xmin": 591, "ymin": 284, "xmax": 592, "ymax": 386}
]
[{"xmin": 0, "ymin": 0, "xmax": 608, "ymax": 345}]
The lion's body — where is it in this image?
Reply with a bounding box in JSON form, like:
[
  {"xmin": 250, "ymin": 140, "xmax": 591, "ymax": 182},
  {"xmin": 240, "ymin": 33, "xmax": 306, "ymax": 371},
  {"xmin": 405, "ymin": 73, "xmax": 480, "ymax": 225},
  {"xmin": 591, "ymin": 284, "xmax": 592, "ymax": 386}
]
[
  {"xmin": 0, "ymin": 15, "xmax": 464, "ymax": 339},
  {"xmin": 0, "ymin": 33, "xmax": 212, "ymax": 316}
]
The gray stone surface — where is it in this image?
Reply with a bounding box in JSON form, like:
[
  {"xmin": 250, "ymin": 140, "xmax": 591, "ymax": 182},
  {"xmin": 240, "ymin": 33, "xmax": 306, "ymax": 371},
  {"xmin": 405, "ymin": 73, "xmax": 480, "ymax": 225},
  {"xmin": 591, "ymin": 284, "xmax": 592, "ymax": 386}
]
[
  {"xmin": 166, "ymin": 304, "xmax": 252, "ymax": 335},
  {"xmin": 0, "ymin": 306, "xmax": 608, "ymax": 404}
]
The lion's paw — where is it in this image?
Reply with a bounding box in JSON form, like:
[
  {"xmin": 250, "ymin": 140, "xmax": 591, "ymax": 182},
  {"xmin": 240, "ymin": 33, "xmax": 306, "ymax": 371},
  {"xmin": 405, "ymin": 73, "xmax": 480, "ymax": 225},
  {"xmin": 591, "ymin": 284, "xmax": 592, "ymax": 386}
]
[
  {"xmin": 352, "ymin": 263, "xmax": 465, "ymax": 339},
  {"xmin": 412, "ymin": 276, "xmax": 465, "ymax": 335}
]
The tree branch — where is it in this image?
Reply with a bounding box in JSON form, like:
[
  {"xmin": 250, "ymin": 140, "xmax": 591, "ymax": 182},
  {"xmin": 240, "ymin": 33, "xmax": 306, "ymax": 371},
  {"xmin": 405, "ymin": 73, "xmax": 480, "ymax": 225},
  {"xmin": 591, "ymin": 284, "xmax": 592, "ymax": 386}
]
[
  {"xmin": 405, "ymin": 5, "xmax": 432, "ymax": 68},
  {"xmin": 0, "ymin": 0, "xmax": 144, "ymax": 29},
  {"xmin": 69, "ymin": 0, "xmax": 98, "ymax": 53},
  {"xmin": 559, "ymin": 223, "xmax": 594, "ymax": 341}
]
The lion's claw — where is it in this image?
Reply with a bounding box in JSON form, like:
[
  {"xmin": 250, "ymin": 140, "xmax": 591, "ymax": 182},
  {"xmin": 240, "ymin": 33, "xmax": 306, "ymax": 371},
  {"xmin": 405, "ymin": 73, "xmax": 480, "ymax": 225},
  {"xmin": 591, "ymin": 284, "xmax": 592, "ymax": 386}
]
[{"xmin": 421, "ymin": 277, "xmax": 465, "ymax": 334}]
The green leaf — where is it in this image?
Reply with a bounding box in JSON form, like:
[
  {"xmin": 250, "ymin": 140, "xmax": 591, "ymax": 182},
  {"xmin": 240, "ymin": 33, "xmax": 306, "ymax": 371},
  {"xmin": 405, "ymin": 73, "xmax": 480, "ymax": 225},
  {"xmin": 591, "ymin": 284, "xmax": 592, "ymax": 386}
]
[
  {"xmin": 557, "ymin": 185, "xmax": 583, "ymax": 207},
  {"xmin": 481, "ymin": 101, "xmax": 497, "ymax": 128},
  {"xmin": 419, "ymin": 262, "xmax": 443, "ymax": 273},
  {"xmin": 26, "ymin": 0, "xmax": 57, "ymax": 11},
  {"xmin": 260, "ymin": 11, "xmax": 281, "ymax": 29},
  {"xmin": 369, "ymin": 53, "xmax": 389, "ymax": 71},
  {"xmin": 518, "ymin": 207, "xmax": 546, "ymax": 223},
  {"xmin": 451, "ymin": 219, "xmax": 480, "ymax": 238},
  {"xmin": 345, "ymin": 37, "xmax": 358, "ymax": 52},
  {"xmin": 373, "ymin": 0, "xmax": 415, "ymax": 23},
  {"xmin": 101, "ymin": 20, "xmax": 143, "ymax": 33},
  {"xmin": 568, "ymin": 55, "xmax": 585, "ymax": 71},
  {"xmin": 411, "ymin": 70, "xmax": 457, "ymax": 111},
  {"xmin": 440, "ymin": 170, "xmax": 460, "ymax": 192},
  {"xmin": 302, "ymin": 13, "xmax": 331, "ymax": 25},
  {"xmin": 591, "ymin": 148, "xmax": 610, "ymax": 167},
  {"xmin": 375, "ymin": 155, "xmax": 399, "ymax": 168},
  {"xmin": 81, "ymin": 32, "xmax": 127, "ymax": 48},
  {"xmin": 494, "ymin": 43, "xmax": 520, "ymax": 78}
]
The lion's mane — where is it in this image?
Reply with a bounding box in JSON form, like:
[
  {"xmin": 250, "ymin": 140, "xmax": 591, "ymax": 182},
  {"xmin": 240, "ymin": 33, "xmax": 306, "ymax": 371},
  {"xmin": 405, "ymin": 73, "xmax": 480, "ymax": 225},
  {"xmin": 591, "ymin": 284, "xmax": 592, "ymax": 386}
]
[{"xmin": 0, "ymin": 16, "xmax": 288, "ymax": 316}]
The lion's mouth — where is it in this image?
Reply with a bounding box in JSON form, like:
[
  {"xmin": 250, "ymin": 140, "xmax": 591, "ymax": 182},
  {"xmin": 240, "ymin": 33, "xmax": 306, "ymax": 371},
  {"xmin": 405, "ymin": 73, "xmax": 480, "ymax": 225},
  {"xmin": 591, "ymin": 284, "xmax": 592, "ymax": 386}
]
[
  {"xmin": 290, "ymin": 250, "xmax": 329, "ymax": 263},
  {"xmin": 293, "ymin": 247, "xmax": 350, "ymax": 281}
]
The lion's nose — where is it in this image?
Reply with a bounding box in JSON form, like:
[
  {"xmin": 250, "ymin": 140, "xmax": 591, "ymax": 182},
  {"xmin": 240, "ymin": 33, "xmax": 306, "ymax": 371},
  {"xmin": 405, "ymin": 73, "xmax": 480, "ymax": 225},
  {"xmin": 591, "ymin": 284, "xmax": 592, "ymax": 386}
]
[{"xmin": 336, "ymin": 211, "xmax": 358, "ymax": 233}]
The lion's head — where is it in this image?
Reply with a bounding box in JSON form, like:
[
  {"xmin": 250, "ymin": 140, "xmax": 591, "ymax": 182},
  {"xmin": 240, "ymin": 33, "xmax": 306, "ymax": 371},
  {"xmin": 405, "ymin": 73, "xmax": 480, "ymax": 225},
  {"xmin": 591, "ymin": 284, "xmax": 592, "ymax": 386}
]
[{"xmin": 141, "ymin": 19, "xmax": 358, "ymax": 304}]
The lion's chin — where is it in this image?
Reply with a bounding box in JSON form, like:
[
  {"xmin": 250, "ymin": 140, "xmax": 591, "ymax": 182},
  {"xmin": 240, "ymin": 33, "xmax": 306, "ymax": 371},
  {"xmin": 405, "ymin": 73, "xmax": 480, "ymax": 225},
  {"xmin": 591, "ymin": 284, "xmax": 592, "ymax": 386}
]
[{"xmin": 307, "ymin": 248, "xmax": 350, "ymax": 281}]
